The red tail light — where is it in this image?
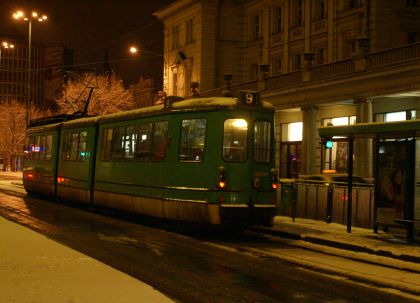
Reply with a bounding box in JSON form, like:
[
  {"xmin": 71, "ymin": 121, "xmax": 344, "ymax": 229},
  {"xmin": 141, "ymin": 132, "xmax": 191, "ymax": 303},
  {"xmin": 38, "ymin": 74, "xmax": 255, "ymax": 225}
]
[
  {"xmin": 26, "ymin": 173, "xmax": 34, "ymax": 180},
  {"xmin": 271, "ymin": 169, "xmax": 278, "ymax": 190},
  {"xmin": 218, "ymin": 180, "xmax": 226, "ymax": 189},
  {"xmin": 57, "ymin": 177, "xmax": 65, "ymax": 183},
  {"xmin": 217, "ymin": 166, "xmax": 226, "ymax": 190}
]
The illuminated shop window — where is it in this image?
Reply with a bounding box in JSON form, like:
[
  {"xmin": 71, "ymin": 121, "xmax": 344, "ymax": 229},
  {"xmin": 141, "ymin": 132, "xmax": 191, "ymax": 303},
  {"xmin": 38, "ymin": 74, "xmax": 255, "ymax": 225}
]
[
  {"xmin": 281, "ymin": 122, "xmax": 302, "ymax": 142},
  {"xmin": 375, "ymin": 110, "xmax": 416, "ymax": 122},
  {"xmin": 321, "ymin": 116, "xmax": 355, "ymax": 173}
]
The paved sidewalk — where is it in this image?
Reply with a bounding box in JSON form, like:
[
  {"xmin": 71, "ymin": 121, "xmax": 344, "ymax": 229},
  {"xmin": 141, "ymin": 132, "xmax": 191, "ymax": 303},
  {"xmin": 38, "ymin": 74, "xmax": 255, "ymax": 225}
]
[
  {"xmin": 268, "ymin": 216, "xmax": 420, "ymax": 263},
  {"xmin": 0, "ymin": 216, "xmax": 174, "ymax": 303}
]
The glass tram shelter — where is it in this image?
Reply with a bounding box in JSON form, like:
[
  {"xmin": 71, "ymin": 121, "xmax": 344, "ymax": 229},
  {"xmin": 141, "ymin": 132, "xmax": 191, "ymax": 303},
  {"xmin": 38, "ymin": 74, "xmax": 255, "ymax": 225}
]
[{"xmin": 319, "ymin": 119, "xmax": 420, "ymax": 241}]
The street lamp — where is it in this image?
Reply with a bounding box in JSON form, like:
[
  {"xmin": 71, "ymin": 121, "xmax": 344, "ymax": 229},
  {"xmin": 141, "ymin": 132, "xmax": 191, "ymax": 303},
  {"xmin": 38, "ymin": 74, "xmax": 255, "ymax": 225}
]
[
  {"xmin": 129, "ymin": 46, "xmax": 139, "ymax": 55},
  {"xmin": 0, "ymin": 41, "xmax": 14, "ymax": 64},
  {"xmin": 13, "ymin": 10, "xmax": 48, "ymax": 126}
]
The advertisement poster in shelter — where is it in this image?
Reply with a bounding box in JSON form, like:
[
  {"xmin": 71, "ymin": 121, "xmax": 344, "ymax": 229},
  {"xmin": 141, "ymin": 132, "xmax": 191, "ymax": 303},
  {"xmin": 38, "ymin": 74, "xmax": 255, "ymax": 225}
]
[{"xmin": 376, "ymin": 140, "xmax": 414, "ymax": 223}]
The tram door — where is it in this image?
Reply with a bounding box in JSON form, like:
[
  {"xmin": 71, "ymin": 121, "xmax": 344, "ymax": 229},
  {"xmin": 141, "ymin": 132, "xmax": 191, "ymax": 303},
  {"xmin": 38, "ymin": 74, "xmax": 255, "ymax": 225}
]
[
  {"xmin": 280, "ymin": 142, "xmax": 301, "ymax": 179},
  {"xmin": 375, "ymin": 139, "xmax": 415, "ymax": 225}
]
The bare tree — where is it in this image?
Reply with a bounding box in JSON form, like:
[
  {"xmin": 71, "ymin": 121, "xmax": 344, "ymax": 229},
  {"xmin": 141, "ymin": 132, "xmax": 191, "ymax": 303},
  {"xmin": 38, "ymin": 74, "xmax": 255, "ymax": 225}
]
[
  {"xmin": 57, "ymin": 72, "xmax": 135, "ymax": 116},
  {"xmin": 0, "ymin": 101, "xmax": 50, "ymax": 171}
]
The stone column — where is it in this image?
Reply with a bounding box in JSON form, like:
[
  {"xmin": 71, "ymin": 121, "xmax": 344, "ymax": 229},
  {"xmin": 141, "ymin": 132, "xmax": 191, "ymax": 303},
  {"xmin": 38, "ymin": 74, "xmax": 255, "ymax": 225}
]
[
  {"xmin": 354, "ymin": 98, "xmax": 373, "ymax": 178},
  {"xmin": 301, "ymin": 106, "xmax": 319, "ymax": 175}
]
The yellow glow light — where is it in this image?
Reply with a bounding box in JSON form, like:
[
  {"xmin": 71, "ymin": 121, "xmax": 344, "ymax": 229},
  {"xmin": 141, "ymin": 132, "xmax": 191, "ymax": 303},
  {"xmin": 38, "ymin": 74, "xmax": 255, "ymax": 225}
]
[{"xmin": 232, "ymin": 119, "xmax": 248, "ymax": 129}]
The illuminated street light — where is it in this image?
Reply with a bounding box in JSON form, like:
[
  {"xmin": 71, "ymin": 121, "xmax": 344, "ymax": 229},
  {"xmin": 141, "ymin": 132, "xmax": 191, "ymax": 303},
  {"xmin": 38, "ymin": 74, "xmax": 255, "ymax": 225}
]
[
  {"xmin": 0, "ymin": 41, "xmax": 15, "ymax": 64},
  {"xmin": 13, "ymin": 10, "xmax": 48, "ymax": 126},
  {"xmin": 129, "ymin": 46, "xmax": 139, "ymax": 55}
]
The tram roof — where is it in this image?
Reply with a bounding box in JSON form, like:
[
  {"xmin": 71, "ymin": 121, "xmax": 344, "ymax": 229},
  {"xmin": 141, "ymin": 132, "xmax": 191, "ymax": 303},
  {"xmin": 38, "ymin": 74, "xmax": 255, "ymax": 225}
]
[
  {"xmin": 319, "ymin": 119, "xmax": 420, "ymax": 139},
  {"xmin": 61, "ymin": 96, "xmax": 274, "ymax": 128}
]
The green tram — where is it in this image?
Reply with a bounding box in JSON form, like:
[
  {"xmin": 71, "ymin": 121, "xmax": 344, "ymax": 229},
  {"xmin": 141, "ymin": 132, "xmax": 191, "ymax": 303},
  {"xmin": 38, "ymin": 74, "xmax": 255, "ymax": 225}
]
[{"xmin": 23, "ymin": 92, "xmax": 278, "ymax": 226}]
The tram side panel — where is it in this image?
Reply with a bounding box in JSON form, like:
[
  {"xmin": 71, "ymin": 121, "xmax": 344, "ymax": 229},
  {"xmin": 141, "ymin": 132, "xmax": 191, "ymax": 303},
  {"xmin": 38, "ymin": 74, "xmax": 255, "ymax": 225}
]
[
  {"xmin": 23, "ymin": 124, "xmax": 61, "ymax": 197},
  {"xmin": 92, "ymin": 116, "xmax": 179, "ymax": 219},
  {"xmin": 56, "ymin": 123, "xmax": 97, "ymax": 205},
  {"xmin": 91, "ymin": 109, "xmax": 276, "ymax": 225}
]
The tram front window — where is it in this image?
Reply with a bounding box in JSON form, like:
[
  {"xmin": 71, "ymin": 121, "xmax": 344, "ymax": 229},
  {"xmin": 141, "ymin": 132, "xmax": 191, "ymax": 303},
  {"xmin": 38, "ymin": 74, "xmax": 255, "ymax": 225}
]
[
  {"xmin": 254, "ymin": 121, "xmax": 271, "ymax": 163},
  {"xmin": 223, "ymin": 119, "xmax": 248, "ymax": 161}
]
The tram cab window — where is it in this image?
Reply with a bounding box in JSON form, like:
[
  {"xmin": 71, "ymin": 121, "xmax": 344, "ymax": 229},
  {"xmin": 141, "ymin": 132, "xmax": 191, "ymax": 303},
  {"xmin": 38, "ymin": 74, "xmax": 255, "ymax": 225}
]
[
  {"xmin": 254, "ymin": 121, "xmax": 271, "ymax": 163},
  {"xmin": 179, "ymin": 119, "xmax": 206, "ymax": 162},
  {"xmin": 223, "ymin": 119, "xmax": 248, "ymax": 162}
]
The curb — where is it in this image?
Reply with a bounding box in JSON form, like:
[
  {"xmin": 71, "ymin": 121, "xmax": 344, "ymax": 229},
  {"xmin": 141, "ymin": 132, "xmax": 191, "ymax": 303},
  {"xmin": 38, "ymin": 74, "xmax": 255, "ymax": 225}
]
[{"xmin": 253, "ymin": 226, "xmax": 420, "ymax": 264}]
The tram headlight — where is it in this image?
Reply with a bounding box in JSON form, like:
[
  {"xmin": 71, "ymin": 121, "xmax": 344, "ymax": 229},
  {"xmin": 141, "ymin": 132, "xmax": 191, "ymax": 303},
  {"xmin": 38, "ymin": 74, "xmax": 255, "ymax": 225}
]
[{"xmin": 217, "ymin": 166, "xmax": 227, "ymax": 190}]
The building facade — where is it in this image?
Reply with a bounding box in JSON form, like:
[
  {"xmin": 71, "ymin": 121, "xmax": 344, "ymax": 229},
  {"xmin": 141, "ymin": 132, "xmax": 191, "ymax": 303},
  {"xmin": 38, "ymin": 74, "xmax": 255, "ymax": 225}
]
[
  {"xmin": 155, "ymin": 0, "xmax": 420, "ymax": 179},
  {"xmin": 0, "ymin": 38, "xmax": 69, "ymax": 111}
]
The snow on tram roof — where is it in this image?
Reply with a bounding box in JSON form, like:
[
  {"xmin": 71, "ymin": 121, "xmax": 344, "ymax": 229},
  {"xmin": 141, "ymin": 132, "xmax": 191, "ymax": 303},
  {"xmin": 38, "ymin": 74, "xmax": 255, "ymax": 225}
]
[{"xmin": 62, "ymin": 96, "xmax": 274, "ymax": 127}]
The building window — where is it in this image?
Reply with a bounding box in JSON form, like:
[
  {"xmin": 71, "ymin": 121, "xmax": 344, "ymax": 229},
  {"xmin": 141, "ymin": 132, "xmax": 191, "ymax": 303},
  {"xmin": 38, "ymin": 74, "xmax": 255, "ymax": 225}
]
[
  {"xmin": 315, "ymin": 48, "xmax": 326, "ymax": 65},
  {"xmin": 171, "ymin": 25, "xmax": 180, "ymax": 49},
  {"xmin": 280, "ymin": 122, "xmax": 302, "ymax": 178},
  {"xmin": 344, "ymin": 40, "xmax": 357, "ymax": 58},
  {"xmin": 272, "ymin": 6, "xmax": 283, "ymax": 34},
  {"xmin": 185, "ymin": 19, "xmax": 194, "ymax": 44},
  {"xmin": 251, "ymin": 13, "xmax": 262, "ymax": 40},
  {"xmin": 172, "ymin": 72, "xmax": 178, "ymax": 95},
  {"xmin": 282, "ymin": 122, "xmax": 302, "ymax": 142},
  {"xmin": 348, "ymin": 0, "xmax": 361, "ymax": 9},
  {"xmin": 293, "ymin": 54, "xmax": 302, "ymax": 71},
  {"xmin": 272, "ymin": 57, "xmax": 282, "ymax": 75},
  {"xmin": 321, "ymin": 116, "xmax": 355, "ymax": 173},
  {"xmin": 407, "ymin": 32, "xmax": 418, "ymax": 44},
  {"xmin": 315, "ymin": 0, "xmax": 327, "ymax": 20},
  {"xmin": 293, "ymin": 0, "xmax": 303, "ymax": 27},
  {"xmin": 375, "ymin": 110, "xmax": 416, "ymax": 122}
]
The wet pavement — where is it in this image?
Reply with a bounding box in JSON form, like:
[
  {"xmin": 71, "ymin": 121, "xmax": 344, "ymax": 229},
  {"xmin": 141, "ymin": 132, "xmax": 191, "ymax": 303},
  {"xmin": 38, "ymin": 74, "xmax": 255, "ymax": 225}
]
[{"xmin": 1, "ymin": 170, "xmax": 419, "ymax": 302}]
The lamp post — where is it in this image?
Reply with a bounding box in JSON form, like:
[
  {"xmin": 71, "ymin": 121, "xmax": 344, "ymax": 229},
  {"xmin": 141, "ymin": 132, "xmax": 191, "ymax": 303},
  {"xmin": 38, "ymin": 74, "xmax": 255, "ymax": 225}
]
[
  {"xmin": 0, "ymin": 41, "xmax": 15, "ymax": 64},
  {"xmin": 13, "ymin": 10, "xmax": 47, "ymax": 126}
]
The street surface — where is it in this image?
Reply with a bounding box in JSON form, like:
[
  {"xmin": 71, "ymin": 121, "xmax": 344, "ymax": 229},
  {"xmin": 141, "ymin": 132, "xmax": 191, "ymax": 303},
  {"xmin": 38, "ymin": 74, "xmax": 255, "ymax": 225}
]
[{"xmin": 0, "ymin": 174, "xmax": 418, "ymax": 303}]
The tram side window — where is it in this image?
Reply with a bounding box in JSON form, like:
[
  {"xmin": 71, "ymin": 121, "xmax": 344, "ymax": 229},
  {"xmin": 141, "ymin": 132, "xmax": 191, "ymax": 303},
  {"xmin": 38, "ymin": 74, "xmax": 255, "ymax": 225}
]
[
  {"xmin": 78, "ymin": 131, "xmax": 88, "ymax": 161},
  {"xmin": 101, "ymin": 128, "xmax": 113, "ymax": 161},
  {"xmin": 223, "ymin": 119, "xmax": 248, "ymax": 162},
  {"xmin": 254, "ymin": 121, "xmax": 271, "ymax": 163},
  {"xmin": 124, "ymin": 126, "xmax": 138, "ymax": 160},
  {"xmin": 179, "ymin": 119, "xmax": 206, "ymax": 162},
  {"xmin": 45, "ymin": 135, "xmax": 52, "ymax": 160},
  {"xmin": 24, "ymin": 137, "xmax": 30, "ymax": 159},
  {"xmin": 135, "ymin": 123, "xmax": 152, "ymax": 161},
  {"xmin": 39, "ymin": 136, "xmax": 47, "ymax": 160},
  {"xmin": 62, "ymin": 133, "xmax": 70, "ymax": 160},
  {"xmin": 112, "ymin": 127, "xmax": 126, "ymax": 160},
  {"xmin": 62, "ymin": 131, "xmax": 88, "ymax": 161},
  {"xmin": 33, "ymin": 136, "xmax": 41, "ymax": 160},
  {"xmin": 70, "ymin": 133, "xmax": 79, "ymax": 160},
  {"xmin": 152, "ymin": 121, "xmax": 169, "ymax": 161},
  {"xmin": 25, "ymin": 135, "xmax": 52, "ymax": 160}
]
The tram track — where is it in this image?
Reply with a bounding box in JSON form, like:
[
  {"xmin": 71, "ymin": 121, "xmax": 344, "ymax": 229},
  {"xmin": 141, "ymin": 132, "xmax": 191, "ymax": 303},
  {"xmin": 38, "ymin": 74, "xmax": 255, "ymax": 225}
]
[{"xmin": 1, "ymin": 184, "xmax": 419, "ymax": 301}]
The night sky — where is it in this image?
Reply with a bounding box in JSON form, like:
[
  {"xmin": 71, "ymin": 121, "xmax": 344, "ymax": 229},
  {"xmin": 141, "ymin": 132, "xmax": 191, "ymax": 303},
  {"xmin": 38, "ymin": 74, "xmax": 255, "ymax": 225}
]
[{"xmin": 0, "ymin": 0, "xmax": 174, "ymax": 86}]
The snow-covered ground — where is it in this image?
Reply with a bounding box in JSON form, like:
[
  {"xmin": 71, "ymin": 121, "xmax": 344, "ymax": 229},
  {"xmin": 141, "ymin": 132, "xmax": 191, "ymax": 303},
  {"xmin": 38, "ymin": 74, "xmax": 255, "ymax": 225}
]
[{"xmin": 0, "ymin": 216, "xmax": 174, "ymax": 303}]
